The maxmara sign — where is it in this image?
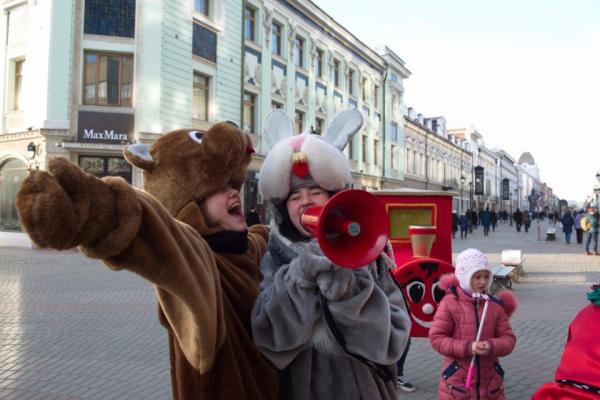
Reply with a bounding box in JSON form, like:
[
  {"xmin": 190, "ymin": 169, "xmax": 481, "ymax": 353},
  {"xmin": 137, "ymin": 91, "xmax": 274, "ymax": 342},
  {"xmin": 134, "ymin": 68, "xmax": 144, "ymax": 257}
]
[{"xmin": 77, "ymin": 111, "xmax": 133, "ymax": 144}]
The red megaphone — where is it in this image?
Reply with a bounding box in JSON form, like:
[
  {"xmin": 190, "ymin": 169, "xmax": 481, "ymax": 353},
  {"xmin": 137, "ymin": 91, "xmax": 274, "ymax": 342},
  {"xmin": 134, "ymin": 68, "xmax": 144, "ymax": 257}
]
[{"xmin": 301, "ymin": 189, "xmax": 390, "ymax": 269}]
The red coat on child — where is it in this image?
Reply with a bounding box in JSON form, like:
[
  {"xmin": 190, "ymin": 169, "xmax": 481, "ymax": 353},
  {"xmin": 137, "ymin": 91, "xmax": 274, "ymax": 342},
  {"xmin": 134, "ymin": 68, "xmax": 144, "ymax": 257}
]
[{"xmin": 429, "ymin": 274, "xmax": 517, "ymax": 400}]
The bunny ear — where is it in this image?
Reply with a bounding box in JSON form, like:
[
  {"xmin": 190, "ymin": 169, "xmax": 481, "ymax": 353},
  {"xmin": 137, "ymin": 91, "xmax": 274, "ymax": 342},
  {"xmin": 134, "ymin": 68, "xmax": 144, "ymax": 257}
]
[
  {"xmin": 323, "ymin": 109, "xmax": 364, "ymax": 150},
  {"xmin": 262, "ymin": 109, "xmax": 294, "ymax": 152}
]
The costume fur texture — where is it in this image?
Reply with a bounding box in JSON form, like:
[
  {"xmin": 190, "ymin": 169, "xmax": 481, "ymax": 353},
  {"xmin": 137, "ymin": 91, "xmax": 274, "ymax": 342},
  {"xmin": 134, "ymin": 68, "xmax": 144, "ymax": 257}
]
[
  {"xmin": 258, "ymin": 109, "xmax": 363, "ymax": 202},
  {"xmin": 16, "ymin": 123, "xmax": 277, "ymax": 400}
]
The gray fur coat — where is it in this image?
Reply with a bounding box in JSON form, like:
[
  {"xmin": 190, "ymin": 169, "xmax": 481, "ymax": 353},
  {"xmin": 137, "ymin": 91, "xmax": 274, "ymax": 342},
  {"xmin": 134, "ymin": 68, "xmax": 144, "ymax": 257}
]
[{"xmin": 251, "ymin": 223, "xmax": 411, "ymax": 399}]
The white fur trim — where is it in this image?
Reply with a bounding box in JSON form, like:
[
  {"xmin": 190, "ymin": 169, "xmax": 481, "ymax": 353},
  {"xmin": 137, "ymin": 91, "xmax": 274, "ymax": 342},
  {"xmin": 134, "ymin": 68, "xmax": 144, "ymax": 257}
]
[
  {"xmin": 259, "ymin": 134, "xmax": 351, "ymax": 201},
  {"xmin": 303, "ymin": 136, "xmax": 352, "ymax": 191},
  {"xmin": 258, "ymin": 139, "xmax": 293, "ymax": 201}
]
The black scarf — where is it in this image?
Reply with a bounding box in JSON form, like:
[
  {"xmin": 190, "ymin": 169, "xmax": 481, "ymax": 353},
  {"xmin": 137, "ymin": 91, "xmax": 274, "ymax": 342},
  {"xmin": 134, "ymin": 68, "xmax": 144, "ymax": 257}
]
[{"xmin": 204, "ymin": 230, "xmax": 249, "ymax": 254}]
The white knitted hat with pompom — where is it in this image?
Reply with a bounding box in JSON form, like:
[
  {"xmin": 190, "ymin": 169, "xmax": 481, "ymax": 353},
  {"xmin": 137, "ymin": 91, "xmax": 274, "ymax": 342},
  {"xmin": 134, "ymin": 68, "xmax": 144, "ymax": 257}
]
[{"xmin": 455, "ymin": 248, "xmax": 492, "ymax": 293}]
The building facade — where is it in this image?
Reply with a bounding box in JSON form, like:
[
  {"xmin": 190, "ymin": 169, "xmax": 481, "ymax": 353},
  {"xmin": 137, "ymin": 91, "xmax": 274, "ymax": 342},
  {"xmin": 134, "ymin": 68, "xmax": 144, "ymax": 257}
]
[
  {"xmin": 0, "ymin": 0, "xmax": 243, "ymax": 244},
  {"xmin": 241, "ymin": 0, "xmax": 411, "ymax": 210},
  {"xmin": 403, "ymin": 108, "xmax": 473, "ymax": 212}
]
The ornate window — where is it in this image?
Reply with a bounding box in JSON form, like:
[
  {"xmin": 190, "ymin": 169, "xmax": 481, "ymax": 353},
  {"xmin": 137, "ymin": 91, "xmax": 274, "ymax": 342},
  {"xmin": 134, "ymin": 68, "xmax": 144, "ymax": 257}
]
[
  {"xmin": 244, "ymin": 6, "xmax": 255, "ymax": 42},
  {"xmin": 243, "ymin": 92, "xmax": 256, "ymax": 133},
  {"xmin": 315, "ymin": 49, "xmax": 323, "ymax": 78},
  {"xmin": 271, "ymin": 21, "xmax": 282, "ymax": 56},
  {"xmin": 294, "ymin": 36, "xmax": 304, "ymax": 68},
  {"xmin": 79, "ymin": 156, "xmax": 131, "ymax": 182}
]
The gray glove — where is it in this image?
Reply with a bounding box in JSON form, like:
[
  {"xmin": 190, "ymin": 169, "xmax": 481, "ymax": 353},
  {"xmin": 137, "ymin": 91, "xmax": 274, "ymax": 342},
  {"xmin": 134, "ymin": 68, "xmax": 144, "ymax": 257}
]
[
  {"xmin": 316, "ymin": 265, "xmax": 355, "ymax": 301},
  {"xmin": 288, "ymin": 241, "xmax": 333, "ymax": 289}
]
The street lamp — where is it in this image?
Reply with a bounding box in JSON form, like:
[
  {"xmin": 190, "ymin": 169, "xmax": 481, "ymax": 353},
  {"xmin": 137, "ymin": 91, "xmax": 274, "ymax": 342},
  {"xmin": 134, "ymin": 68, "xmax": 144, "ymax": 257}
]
[
  {"xmin": 460, "ymin": 175, "xmax": 466, "ymax": 213},
  {"xmin": 27, "ymin": 142, "xmax": 37, "ymax": 159},
  {"xmin": 594, "ymin": 172, "xmax": 600, "ymax": 215},
  {"xmin": 469, "ymin": 182, "xmax": 473, "ymax": 212},
  {"xmin": 509, "ymin": 192, "xmax": 513, "ymax": 226}
]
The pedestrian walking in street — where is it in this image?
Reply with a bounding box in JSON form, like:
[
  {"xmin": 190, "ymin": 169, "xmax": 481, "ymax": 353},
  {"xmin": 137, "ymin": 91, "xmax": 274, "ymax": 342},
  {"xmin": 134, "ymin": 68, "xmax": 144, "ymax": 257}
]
[
  {"xmin": 251, "ymin": 109, "xmax": 411, "ymax": 400},
  {"xmin": 452, "ymin": 211, "xmax": 459, "ymax": 239},
  {"xmin": 490, "ymin": 210, "xmax": 498, "ymax": 231},
  {"xmin": 481, "ymin": 208, "xmax": 491, "ymax": 237},
  {"xmin": 522, "ymin": 210, "xmax": 531, "ymax": 233},
  {"xmin": 561, "ymin": 210, "xmax": 574, "ymax": 244},
  {"xmin": 582, "ymin": 208, "xmax": 599, "ymax": 255},
  {"xmin": 429, "ymin": 249, "xmax": 517, "ymax": 400},
  {"xmin": 513, "ymin": 208, "xmax": 523, "ymax": 232},
  {"xmin": 466, "ymin": 209, "xmax": 474, "ymax": 233},
  {"xmin": 460, "ymin": 214, "xmax": 469, "ymax": 239},
  {"xmin": 574, "ymin": 209, "xmax": 585, "ymax": 244},
  {"xmin": 471, "ymin": 209, "xmax": 478, "ymax": 231}
]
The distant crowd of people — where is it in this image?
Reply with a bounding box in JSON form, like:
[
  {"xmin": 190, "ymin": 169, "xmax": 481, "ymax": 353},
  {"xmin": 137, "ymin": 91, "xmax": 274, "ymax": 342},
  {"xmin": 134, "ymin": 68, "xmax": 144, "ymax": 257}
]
[{"xmin": 451, "ymin": 206, "xmax": 600, "ymax": 256}]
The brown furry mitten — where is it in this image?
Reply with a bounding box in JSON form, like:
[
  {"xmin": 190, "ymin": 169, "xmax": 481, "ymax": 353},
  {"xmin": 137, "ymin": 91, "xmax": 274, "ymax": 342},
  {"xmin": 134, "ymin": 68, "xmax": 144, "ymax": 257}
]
[{"xmin": 16, "ymin": 157, "xmax": 119, "ymax": 250}]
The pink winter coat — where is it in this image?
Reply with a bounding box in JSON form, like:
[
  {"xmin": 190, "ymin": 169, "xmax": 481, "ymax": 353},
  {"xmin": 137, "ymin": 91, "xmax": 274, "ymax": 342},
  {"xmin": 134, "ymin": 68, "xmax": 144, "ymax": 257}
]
[{"xmin": 429, "ymin": 274, "xmax": 517, "ymax": 400}]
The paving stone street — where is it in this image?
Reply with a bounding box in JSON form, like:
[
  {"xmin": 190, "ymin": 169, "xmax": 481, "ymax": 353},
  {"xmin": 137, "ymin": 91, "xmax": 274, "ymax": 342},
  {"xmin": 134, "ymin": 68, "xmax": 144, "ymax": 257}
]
[{"xmin": 0, "ymin": 219, "xmax": 598, "ymax": 399}]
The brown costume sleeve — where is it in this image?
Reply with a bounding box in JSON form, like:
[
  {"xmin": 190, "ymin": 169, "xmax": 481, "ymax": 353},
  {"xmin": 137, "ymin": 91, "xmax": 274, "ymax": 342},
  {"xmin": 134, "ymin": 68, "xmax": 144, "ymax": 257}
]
[{"xmin": 79, "ymin": 180, "xmax": 226, "ymax": 374}]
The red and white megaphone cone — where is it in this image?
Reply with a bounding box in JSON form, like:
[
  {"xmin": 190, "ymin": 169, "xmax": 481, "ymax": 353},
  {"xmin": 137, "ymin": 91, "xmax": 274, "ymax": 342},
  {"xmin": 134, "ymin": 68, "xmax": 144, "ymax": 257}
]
[{"xmin": 300, "ymin": 189, "xmax": 390, "ymax": 269}]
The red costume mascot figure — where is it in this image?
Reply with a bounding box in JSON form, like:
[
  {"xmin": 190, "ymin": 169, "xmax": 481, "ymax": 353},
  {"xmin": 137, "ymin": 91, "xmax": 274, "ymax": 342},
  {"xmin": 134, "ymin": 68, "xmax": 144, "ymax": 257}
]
[{"xmin": 531, "ymin": 283, "xmax": 600, "ymax": 399}]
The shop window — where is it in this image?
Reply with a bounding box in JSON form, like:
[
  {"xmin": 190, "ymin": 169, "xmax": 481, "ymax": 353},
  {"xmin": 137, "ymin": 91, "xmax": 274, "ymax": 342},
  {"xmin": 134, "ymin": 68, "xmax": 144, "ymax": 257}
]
[
  {"xmin": 84, "ymin": 0, "xmax": 136, "ymax": 38},
  {"xmin": 0, "ymin": 159, "xmax": 27, "ymax": 231},
  {"xmin": 79, "ymin": 156, "xmax": 132, "ymax": 182},
  {"xmin": 83, "ymin": 52, "xmax": 133, "ymax": 107},
  {"xmin": 193, "ymin": 72, "xmax": 209, "ymax": 121}
]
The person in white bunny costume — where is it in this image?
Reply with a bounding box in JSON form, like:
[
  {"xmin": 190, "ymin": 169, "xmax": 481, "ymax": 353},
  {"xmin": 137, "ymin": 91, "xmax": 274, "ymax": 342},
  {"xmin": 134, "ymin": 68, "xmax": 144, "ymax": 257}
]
[{"xmin": 251, "ymin": 109, "xmax": 411, "ymax": 399}]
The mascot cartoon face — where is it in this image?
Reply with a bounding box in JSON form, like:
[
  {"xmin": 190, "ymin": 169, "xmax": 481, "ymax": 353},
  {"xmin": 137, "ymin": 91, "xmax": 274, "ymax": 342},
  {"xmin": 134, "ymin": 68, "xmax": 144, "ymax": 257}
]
[{"xmin": 393, "ymin": 258, "xmax": 454, "ymax": 337}]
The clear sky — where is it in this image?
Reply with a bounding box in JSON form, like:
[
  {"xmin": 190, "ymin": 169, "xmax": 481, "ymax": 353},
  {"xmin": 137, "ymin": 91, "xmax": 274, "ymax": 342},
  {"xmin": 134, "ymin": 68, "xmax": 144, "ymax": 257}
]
[{"xmin": 315, "ymin": 0, "xmax": 600, "ymax": 203}]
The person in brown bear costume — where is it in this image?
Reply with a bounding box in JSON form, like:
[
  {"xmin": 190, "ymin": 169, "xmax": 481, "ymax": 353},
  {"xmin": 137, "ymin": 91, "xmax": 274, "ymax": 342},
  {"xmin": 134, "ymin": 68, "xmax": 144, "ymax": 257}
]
[{"xmin": 16, "ymin": 123, "xmax": 278, "ymax": 400}]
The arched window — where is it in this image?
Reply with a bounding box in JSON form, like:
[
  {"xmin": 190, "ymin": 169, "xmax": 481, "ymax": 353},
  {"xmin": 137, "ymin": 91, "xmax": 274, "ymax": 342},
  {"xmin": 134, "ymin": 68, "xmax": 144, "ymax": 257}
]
[{"xmin": 0, "ymin": 158, "xmax": 27, "ymax": 231}]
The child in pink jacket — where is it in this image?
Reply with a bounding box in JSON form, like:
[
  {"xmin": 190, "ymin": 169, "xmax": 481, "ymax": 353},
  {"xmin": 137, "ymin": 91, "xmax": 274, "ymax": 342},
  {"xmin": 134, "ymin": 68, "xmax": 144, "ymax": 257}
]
[{"xmin": 429, "ymin": 248, "xmax": 517, "ymax": 400}]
